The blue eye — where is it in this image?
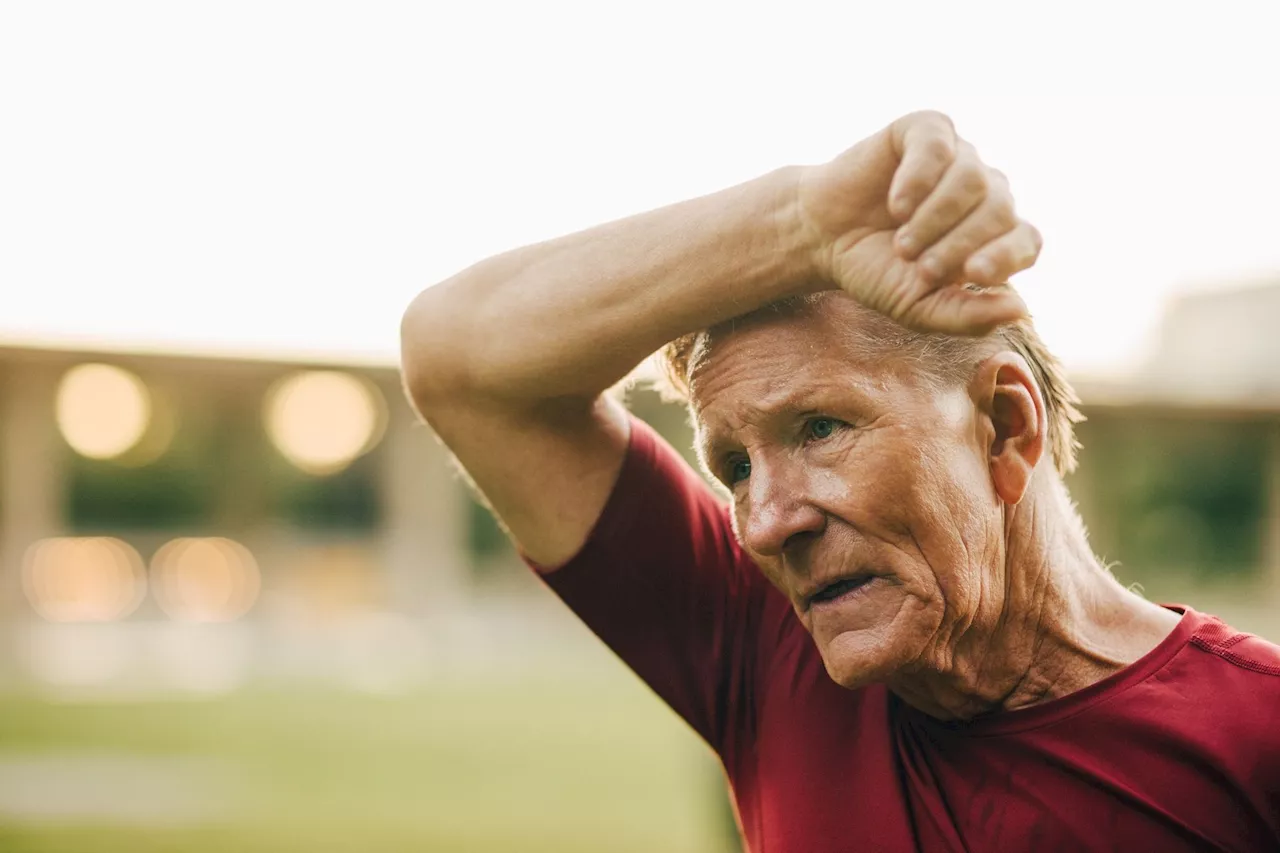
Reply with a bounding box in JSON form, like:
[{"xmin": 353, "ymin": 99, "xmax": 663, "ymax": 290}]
[
  {"xmin": 808, "ymin": 418, "xmax": 837, "ymax": 440},
  {"xmin": 728, "ymin": 458, "xmax": 752, "ymax": 484}
]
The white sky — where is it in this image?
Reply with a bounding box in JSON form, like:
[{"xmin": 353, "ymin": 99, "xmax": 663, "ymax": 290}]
[{"xmin": 2, "ymin": 1, "xmax": 1278, "ymax": 375}]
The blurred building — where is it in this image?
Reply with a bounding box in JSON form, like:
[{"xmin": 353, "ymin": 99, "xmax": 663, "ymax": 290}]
[
  {"xmin": 1144, "ymin": 281, "xmax": 1280, "ymax": 395},
  {"xmin": 0, "ymin": 280, "xmax": 1277, "ymax": 693},
  {"xmin": 0, "ymin": 344, "xmax": 481, "ymax": 693},
  {"xmin": 1071, "ymin": 279, "xmax": 1280, "ymax": 631}
]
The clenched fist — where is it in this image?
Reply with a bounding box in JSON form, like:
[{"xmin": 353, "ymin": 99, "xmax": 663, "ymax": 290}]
[{"xmin": 797, "ymin": 111, "xmax": 1040, "ymax": 335}]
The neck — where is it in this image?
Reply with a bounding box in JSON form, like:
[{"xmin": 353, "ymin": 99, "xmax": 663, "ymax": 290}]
[{"xmin": 888, "ymin": 474, "xmax": 1182, "ymax": 721}]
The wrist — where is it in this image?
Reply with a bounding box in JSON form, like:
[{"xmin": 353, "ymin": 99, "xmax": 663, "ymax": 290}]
[{"xmin": 774, "ymin": 164, "xmax": 835, "ymax": 295}]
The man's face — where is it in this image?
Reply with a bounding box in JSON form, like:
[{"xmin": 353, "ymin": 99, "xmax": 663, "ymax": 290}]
[{"xmin": 692, "ymin": 298, "xmax": 1005, "ymax": 689}]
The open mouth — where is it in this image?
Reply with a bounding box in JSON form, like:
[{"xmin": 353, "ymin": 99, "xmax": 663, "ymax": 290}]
[{"xmin": 807, "ymin": 575, "xmax": 875, "ymax": 609}]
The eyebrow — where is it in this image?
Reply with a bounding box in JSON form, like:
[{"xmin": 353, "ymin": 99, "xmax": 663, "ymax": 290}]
[{"xmin": 694, "ymin": 377, "xmax": 871, "ymax": 471}]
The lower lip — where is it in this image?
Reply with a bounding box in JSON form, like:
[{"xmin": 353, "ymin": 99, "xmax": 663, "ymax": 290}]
[{"xmin": 809, "ymin": 576, "xmax": 879, "ymax": 613}]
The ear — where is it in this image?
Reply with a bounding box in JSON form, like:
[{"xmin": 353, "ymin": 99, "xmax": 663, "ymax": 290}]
[{"xmin": 969, "ymin": 351, "xmax": 1046, "ymax": 505}]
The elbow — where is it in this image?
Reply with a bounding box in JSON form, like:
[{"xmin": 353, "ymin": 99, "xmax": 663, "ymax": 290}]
[
  {"xmin": 399, "ymin": 285, "xmax": 469, "ymax": 414},
  {"xmin": 401, "ymin": 272, "xmax": 566, "ymax": 414}
]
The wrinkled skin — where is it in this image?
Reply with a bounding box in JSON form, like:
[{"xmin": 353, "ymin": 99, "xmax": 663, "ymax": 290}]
[{"xmin": 691, "ymin": 295, "xmax": 1178, "ymax": 717}]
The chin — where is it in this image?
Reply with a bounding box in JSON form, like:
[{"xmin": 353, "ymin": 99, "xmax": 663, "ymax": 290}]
[{"xmin": 818, "ymin": 628, "xmax": 917, "ymax": 691}]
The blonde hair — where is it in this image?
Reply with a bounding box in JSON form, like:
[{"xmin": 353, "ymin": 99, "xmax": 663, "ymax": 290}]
[{"xmin": 654, "ymin": 295, "xmax": 1084, "ymax": 476}]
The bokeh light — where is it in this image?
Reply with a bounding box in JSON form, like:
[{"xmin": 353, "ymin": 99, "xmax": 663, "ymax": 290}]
[
  {"xmin": 22, "ymin": 537, "xmax": 147, "ymax": 622},
  {"xmin": 56, "ymin": 363, "xmax": 152, "ymax": 460},
  {"xmin": 263, "ymin": 371, "xmax": 385, "ymax": 475},
  {"xmin": 150, "ymin": 538, "xmax": 261, "ymax": 623}
]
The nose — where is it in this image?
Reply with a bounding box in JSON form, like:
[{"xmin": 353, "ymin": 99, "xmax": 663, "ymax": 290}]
[{"xmin": 740, "ymin": 460, "xmax": 826, "ymax": 558}]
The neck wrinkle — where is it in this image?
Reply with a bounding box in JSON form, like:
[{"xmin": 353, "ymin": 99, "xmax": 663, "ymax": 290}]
[{"xmin": 890, "ymin": 471, "xmax": 1175, "ymax": 722}]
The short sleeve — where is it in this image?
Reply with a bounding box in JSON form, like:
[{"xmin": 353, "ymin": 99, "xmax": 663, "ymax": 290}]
[{"xmin": 529, "ymin": 415, "xmax": 768, "ymax": 760}]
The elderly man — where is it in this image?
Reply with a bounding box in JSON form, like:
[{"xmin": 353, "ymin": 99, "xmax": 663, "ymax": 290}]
[{"xmin": 400, "ymin": 112, "xmax": 1280, "ymax": 851}]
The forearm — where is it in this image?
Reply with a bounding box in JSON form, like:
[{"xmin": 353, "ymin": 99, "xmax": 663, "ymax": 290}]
[
  {"xmin": 395, "ymin": 111, "xmax": 1042, "ymax": 568},
  {"xmin": 401, "ymin": 165, "xmax": 823, "ymax": 405}
]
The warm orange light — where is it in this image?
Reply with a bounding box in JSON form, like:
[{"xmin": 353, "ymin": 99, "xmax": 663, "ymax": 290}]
[
  {"xmin": 151, "ymin": 537, "xmax": 261, "ymax": 622},
  {"xmin": 56, "ymin": 363, "xmax": 152, "ymax": 460},
  {"xmin": 22, "ymin": 537, "xmax": 147, "ymax": 622},
  {"xmin": 264, "ymin": 371, "xmax": 385, "ymax": 475}
]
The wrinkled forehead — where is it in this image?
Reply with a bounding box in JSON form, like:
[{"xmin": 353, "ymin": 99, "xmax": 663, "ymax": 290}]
[{"xmin": 687, "ymin": 294, "xmax": 928, "ymax": 414}]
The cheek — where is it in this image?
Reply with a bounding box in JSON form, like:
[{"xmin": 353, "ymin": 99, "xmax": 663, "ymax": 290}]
[
  {"xmin": 831, "ymin": 441, "xmax": 937, "ymax": 543},
  {"xmin": 904, "ymin": 444, "xmax": 1003, "ymax": 603},
  {"xmin": 842, "ymin": 438, "xmax": 995, "ymax": 586},
  {"xmin": 935, "ymin": 439, "xmax": 1001, "ymax": 533},
  {"xmin": 754, "ymin": 556, "xmax": 788, "ymax": 592}
]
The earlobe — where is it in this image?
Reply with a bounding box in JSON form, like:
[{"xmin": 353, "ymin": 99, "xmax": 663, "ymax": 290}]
[{"xmin": 972, "ymin": 353, "xmax": 1046, "ymax": 505}]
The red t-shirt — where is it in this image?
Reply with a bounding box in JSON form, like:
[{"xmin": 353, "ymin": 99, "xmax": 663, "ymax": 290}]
[{"xmin": 536, "ymin": 417, "xmax": 1280, "ymax": 852}]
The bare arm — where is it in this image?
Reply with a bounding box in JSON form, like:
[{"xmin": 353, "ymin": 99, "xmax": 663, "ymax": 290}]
[
  {"xmin": 403, "ymin": 166, "xmax": 816, "ymax": 405},
  {"xmin": 400, "ymin": 112, "xmax": 1040, "ymax": 566},
  {"xmin": 400, "ymin": 166, "xmax": 812, "ymax": 566}
]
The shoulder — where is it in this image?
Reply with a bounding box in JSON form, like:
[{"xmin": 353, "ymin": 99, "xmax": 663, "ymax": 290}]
[
  {"xmin": 1176, "ymin": 609, "xmax": 1280, "ymax": 778},
  {"xmin": 554, "ymin": 414, "xmax": 734, "ymax": 562},
  {"xmin": 1132, "ymin": 608, "xmax": 1280, "ymax": 743},
  {"xmin": 1183, "ymin": 608, "xmax": 1280, "ymax": 679}
]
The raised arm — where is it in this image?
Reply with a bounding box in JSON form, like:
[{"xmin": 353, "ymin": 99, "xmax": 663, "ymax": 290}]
[{"xmin": 399, "ymin": 111, "xmax": 1040, "ymax": 567}]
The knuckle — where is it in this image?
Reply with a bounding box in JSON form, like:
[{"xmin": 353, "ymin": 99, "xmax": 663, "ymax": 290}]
[
  {"xmin": 974, "ymin": 187, "xmax": 1016, "ymax": 232},
  {"xmin": 959, "ymin": 232, "xmax": 986, "ymax": 260},
  {"xmin": 987, "ymin": 173, "xmax": 1014, "ymax": 203},
  {"xmin": 960, "ymin": 169, "xmax": 988, "ymax": 200},
  {"xmin": 915, "ymin": 109, "xmax": 956, "ymax": 132},
  {"xmin": 920, "ymin": 135, "xmax": 955, "ymax": 166},
  {"xmin": 929, "ymin": 196, "xmax": 963, "ymax": 225},
  {"xmin": 988, "ymin": 202, "xmax": 1018, "ymax": 232},
  {"xmin": 897, "ymin": 174, "xmax": 930, "ymax": 199},
  {"xmin": 1027, "ymin": 223, "xmax": 1044, "ymax": 252}
]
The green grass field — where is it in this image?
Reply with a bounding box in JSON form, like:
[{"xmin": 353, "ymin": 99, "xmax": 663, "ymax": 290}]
[{"xmin": 0, "ymin": 675, "xmax": 738, "ymax": 853}]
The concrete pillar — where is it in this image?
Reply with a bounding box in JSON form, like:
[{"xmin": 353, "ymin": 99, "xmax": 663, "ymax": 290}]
[
  {"xmin": 212, "ymin": 382, "xmax": 272, "ymax": 536},
  {"xmin": 378, "ymin": 388, "xmax": 470, "ymax": 618},
  {"xmin": 0, "ymin": 364, "xmax": 66, "ymax": 617}
]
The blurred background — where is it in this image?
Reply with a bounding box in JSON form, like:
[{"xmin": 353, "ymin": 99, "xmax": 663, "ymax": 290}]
[{"xmin": 1, "ymin": 2, "xmax": 1278, "ymax": 851}]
